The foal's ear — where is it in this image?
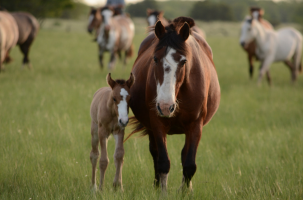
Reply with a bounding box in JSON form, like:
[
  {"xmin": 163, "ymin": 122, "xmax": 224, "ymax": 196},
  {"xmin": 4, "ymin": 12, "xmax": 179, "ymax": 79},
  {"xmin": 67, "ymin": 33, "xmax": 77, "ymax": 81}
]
[
  {"xmin": 106, "ymin": 73, "xmax": 116, "ymax": 89},
  {"xmin": 179, "ymin": 22, "xmax": 190, "ymax": 41},
  {"xmin": 126, "ymin": 73, "xmax": 135, "ymax": 89},
  {"xmin": 155, "ymin": 20, "xmax": 166, "ymax": 39}
]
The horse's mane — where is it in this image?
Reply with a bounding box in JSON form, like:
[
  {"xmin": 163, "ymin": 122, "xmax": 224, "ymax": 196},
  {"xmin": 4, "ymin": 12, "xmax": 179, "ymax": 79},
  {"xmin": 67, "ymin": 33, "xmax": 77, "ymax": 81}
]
[{"xmin": 149, "ymin": 17, "xmax": 195, "ymax": 56}]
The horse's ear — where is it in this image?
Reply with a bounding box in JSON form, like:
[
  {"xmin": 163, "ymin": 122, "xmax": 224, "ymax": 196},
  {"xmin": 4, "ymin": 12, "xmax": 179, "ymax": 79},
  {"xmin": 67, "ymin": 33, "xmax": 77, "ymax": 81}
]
[
  {"xmin": 106, "ymin": 73, "xmax": 116, "ymax": 89},
  {"xmin": 155, "ymin": 20, "xmax": 166, "ymax": 39},
  {"xmin": 146, "ymin": 8, "xmax": 152, "ymax": 16},
  {"xmin": 126, "ymin": 73, "xmax": 135, "ymax": 89},
  {"xmin": 179, "ymin": 22, "xmax": 190, "ymax": 41}
]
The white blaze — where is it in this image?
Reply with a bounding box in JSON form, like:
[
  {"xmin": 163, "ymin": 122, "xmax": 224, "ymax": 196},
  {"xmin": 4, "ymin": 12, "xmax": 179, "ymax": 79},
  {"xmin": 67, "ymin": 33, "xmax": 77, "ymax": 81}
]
[
  {"xmin": 102, "ymin": 10, "xmax": 113, "ymax": 26},
  {"xmin": 148, "ymin": 15, "xmax": 157, "ymax": 26},
  {"xmin": 117, "ymin": 88, "xmax": 129, "ymax": 125},
  {"xmin": 156, "ymin": 48, "xmax": 184, "ymax": 105}
]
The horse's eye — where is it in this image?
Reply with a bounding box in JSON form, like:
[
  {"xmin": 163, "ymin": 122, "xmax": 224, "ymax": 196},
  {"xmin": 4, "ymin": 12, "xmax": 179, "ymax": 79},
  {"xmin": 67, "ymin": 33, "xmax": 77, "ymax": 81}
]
[
  {"xmin": 153, "ymin": 56, "xmax": 158, "ymax": 64},
  {"xmin": 181, "ymin": 60, "xmax": 187, "ymax": 65},
  {"xmin": 113, "ymin": 98, "xmax": 116, "ymax": 102}
]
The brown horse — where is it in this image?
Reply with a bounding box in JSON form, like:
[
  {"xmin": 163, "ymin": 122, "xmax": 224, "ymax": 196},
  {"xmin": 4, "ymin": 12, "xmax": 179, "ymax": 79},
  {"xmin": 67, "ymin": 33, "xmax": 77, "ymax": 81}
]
[
  {"xmin": 87, "ymin": 6, "xmax": 124, "ymax": 41},
  {"xmin": 146, "ymin": 9, "xmax": 206, "ymax": 39},
  {"xmin": 90, "ymin": 73, "xmax": 134, "ymax": 191},
  {"xmin": 241, "ymin": 7, "xmax": 273, "ymax": 79},
  {"xmin": 126, "ymin": 17, "xmax": 220, "ymax": 192},
  {"xmin": 10, "ymin": 12, "xmax": 39, "ymax": 69},
  {"xmin": 96, "ymin": 6, "xmax": 134, "ymax": 70},
  {"xmin": 0, "ymin": 10, "xmax": 19, "ymax": 72}
]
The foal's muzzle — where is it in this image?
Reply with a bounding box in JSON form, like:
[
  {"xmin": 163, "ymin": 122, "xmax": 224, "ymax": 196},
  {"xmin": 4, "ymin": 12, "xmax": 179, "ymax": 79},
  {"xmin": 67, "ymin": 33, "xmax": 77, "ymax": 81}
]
[{"xmin": 119, "ymin": 119, "xmax": 129, "ymax": 128}]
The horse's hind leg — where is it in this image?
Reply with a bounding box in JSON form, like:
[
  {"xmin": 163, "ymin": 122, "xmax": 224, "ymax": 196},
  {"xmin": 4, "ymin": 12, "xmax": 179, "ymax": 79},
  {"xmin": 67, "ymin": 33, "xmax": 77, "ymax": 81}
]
[
  {"xmin": 108, "ymin": 51, "xmax": 116, "ymax": 70},
  {"xmin": 113, "ymin": 131, "xmax": 125, "ymax": 191},
  {"xmin": 19, "ymin": 41, "xmax": 33, "ymax": 70},
  {"xmin": 98, "ymin": 47, "xmax": 104, "ymax": 69},
  {"xmin": 179, "ymin": 121, "xmax": 203, "ymax": 192},
  {"xmin": 98, "ymin": 126, "xmax": 109, "ymax": 190},
  {"xmin": 90, "ymin": 121, "xmax": 99, "ymax": 191},
  {"xmin": 266, "ymin": 71, "xmax": 272, "ymax": 86}
]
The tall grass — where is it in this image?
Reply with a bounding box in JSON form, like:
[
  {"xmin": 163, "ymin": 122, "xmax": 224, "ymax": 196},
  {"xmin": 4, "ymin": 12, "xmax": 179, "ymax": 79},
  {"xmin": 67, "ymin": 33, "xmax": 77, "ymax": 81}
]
[{"xmin": 0, "ymin": 18, "xmax": 302, "ymax": 199}]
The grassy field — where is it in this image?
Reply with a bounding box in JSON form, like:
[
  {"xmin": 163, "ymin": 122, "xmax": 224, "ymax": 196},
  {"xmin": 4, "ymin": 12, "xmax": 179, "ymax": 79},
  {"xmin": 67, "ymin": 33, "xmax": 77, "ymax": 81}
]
[{"xmin": 0, "ymin": 18, "xmax": 303, "ymax": 199}]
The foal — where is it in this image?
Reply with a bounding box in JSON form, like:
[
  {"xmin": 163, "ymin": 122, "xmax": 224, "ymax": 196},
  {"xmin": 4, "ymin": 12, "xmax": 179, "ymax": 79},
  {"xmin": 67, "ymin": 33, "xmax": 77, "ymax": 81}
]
[{"xmin": 90, "ymin": 73, "xmax": 134, "ymax": 191}]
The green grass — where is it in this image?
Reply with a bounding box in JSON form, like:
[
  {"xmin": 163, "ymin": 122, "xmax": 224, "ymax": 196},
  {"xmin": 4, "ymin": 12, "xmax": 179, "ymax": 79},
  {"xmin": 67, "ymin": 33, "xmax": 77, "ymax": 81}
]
[{"xmin": 0, "ymin": 18, "xmax": 303, "ymax": 199}]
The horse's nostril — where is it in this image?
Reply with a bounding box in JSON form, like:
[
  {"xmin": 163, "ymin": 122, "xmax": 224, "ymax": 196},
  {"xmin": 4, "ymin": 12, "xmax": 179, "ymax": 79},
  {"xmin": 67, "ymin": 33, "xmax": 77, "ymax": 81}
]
[
  {"xmin": 157, "ymin": 103, "xmax": 163, "ymax": 115},
  {"xmin": 119, "ymin": 119, "xmax": 122, "ymax": 124},
  {"xmin": 169, "ymin": 104, "xmax": 175, "ymax": 113}
]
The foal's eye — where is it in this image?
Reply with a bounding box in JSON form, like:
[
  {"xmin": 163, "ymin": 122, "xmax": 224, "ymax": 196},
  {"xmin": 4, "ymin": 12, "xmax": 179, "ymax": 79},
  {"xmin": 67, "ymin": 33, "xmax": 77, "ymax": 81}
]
[
  {"xmin": 153, "ymin": 56, "xmax": 158, "ymax": 64},
  {"xmin": 113, "ymin": 98, "xmax": 116, "ymax": 102}
]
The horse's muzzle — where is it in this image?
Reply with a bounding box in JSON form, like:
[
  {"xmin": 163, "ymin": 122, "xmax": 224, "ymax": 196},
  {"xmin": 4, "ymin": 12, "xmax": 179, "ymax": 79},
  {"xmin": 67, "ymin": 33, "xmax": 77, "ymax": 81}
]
[
  {"xmin": 240, "ymin": 42, "xmax": 245, "ymax": 48},
  {"xmin": 87, "ymin": 28, "xmax": 93, "ymax": 34},
  {"xmin": 157, "ymin": 103, "xmax": 175, "ymax": 117}
]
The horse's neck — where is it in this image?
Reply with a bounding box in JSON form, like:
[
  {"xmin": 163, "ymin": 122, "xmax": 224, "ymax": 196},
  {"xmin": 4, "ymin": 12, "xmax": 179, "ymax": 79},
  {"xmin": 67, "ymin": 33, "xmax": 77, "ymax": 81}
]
[{"xmin": 254, "ymin": 21, "xmax": 271, "ymax": 51}]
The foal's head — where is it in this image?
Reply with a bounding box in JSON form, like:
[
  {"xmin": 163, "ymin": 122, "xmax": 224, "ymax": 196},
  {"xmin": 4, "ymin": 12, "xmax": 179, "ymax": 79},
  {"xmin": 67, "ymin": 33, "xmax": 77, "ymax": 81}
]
[
  {"xmin": 152, "ymin": 17, "xmax": 193, "ymax": 117},
  {"xmin": 87, "ymin": 7, "xmax": 102, "ymax": 34},
  {"xmin": 107, "ymin": 73, "xmax": 135, "ymax": 128}
]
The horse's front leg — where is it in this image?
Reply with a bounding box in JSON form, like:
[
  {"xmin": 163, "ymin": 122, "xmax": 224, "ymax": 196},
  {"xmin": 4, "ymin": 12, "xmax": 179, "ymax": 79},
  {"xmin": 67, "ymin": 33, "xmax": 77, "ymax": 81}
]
[
  {"xmin": 179, "ymin": 120, "xmax": 203, "ymax": 192},
  {"xmin": 108, "ymin": 51, "xmax": 116, "ymax": 70},
  {"xmin": 90, "ymin": 121, "xmax": 99, "ymax": 191},
  {"xmin": 148, "ymin": 132, "xmax": 160, "ymax": 187},
  {"xmin": 258, "ymin": 56, "xmax": 274, "ymax": 85},
  {"xmin": 248, "ymin": 54, "xmax": 254, "ymax": 79},
  {"xmin": 98, "ymin": 46, "xmax": 104, "ymax": 69},
  {"xmin": 112, "ymin": 130, "xmax": 125, "ymax": 191},
  {"xmin": 153, "ymin": 132, "xmax": 170, "ymax": 193},
  {"xmin": 98, "ymin": 126, "xmax": 109, "ymax": 190}
]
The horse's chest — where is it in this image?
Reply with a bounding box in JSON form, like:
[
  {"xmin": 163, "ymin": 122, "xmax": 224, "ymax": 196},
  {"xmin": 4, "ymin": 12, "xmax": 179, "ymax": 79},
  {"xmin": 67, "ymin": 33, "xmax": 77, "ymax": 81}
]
[{"xmin": 98, "ymin": 29, "xmax": 116, "ymax": 51}]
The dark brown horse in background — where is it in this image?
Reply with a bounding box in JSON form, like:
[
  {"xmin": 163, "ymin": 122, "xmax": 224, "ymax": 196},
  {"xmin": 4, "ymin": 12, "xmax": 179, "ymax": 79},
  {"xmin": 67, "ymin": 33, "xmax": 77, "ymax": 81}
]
[
  {"xmin": 241, "ymin": 7, "xmax": 273, "ymax": 78},
  {"xmin": 0, "ymin": 10, "xmax": 19, "ymax": 72},
  {"xmin": 10, "ymin": 12, "xmax": 39, "ymax": 69},
  {"xmin": 126, "ymin": 17, "xmax": 220, "ymax": 192},
  {"xmin": 146, "ymin": 9, "xmax": 206, "ymax": 39}
]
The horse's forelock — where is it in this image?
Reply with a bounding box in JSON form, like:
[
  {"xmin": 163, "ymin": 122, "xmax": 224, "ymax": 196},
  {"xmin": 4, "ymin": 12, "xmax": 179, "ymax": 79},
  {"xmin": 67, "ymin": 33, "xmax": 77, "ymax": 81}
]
[{"xmin": 115, "ymin": 79, "xmax": 126, "ymax": 86}]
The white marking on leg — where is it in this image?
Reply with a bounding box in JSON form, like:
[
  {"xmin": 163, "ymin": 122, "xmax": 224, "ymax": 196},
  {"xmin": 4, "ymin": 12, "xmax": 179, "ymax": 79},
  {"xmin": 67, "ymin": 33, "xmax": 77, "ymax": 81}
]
[{"xmin": 117, "ymin": 88, "xmax": 129, "ymax": 126}]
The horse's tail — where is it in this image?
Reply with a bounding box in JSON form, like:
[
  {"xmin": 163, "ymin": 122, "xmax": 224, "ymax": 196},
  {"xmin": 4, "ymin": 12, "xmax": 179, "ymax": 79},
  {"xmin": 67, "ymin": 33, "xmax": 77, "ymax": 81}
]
[
  {"xmin": 123, "ymin": 116, "xmax": 148, "ymax": 143},
  {"xmin": 126, "ymin": 44, "xmax": 134, "ymax": 58}
]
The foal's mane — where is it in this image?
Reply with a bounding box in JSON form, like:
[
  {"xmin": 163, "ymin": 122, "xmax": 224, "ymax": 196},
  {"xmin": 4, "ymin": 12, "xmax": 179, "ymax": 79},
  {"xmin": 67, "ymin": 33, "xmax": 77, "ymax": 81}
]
[{"xmin": 150, "ymin": 17, "xmax": 195, "ymax": 56}]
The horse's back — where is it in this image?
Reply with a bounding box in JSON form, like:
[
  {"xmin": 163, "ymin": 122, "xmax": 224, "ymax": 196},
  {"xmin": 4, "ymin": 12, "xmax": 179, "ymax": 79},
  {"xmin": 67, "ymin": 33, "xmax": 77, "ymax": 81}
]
[
  {"xmin": 0, "ymin": 11, "xmax": 18, "ymax": 62},
  {"xmin": 114, "ymin": 15, "xmax": 134, "ymax": 49},
  {"xmin": 11, "ymin": 12, "xmax": 39, "ymax": 45}
]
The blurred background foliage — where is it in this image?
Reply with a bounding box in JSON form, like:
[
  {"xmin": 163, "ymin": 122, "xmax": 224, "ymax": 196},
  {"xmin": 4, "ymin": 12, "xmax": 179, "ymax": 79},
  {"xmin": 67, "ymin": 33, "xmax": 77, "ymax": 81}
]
[{"xmin": 1, "ymin": 0, "xmax": 303, "ymax": 26}]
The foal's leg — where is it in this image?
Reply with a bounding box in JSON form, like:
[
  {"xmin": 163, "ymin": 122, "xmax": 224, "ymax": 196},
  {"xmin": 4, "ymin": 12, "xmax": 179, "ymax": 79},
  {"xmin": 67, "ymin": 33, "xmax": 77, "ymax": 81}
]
[
  {"xmin": 113, "ymin": 130, "xmax": 125, "ymax": 191},
  {"xmin": 179, "ymin": 121, "xmax": 203, "ymax": 192},
  {"xmin": 99, "ymin": 126, "xmax": 109, "ymax": 190},
  {"xmin": 90, "ymin": 121, "xmax": 99, "ymax": 191}
]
